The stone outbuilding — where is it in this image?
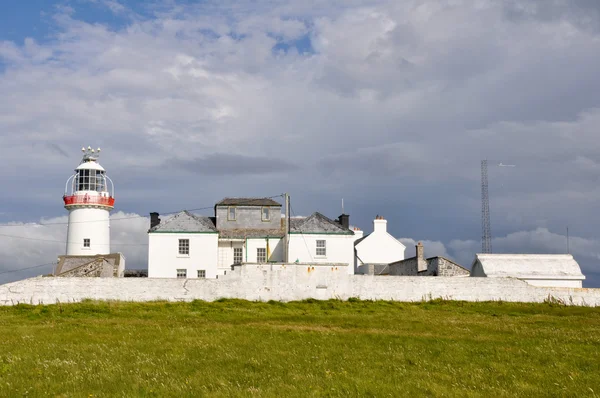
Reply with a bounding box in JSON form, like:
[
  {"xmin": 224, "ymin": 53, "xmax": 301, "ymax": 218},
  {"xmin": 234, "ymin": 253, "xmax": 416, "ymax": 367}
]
[
  {"xmin": 386, "ymin": 242, "xmax": 470, "ymax": 276},
  {"xmin": 54, "ymin": 253, "xmax": 125, "ymax": 277},
  {"xmin": 470, "ymin": 254, "xmax": 585, "ymax": 288}
]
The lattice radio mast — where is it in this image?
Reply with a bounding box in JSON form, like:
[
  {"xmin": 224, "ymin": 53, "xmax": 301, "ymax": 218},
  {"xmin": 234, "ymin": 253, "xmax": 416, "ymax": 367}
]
[{"xmin": 481, "ymin": 160, "xmax": 492, "ymax": 253}]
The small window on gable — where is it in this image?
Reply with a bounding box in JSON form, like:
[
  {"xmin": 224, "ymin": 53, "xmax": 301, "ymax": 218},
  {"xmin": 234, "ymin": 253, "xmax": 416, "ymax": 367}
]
[
  {"xmin": 177, "ymin": 269, "xmax": 187, "ymax": 279},
  {"xmin": 197, "ymin": 270, "xmax": 206, "ymax": 278},
  {"xmin": 179, "ymin": 239, "xmax": 189, "ymax": 255},
  {"xmin": 83, "ymin": 238, "xmax": 90, "ymax": 248},
  {"xmin": 316, "ymin": 240, "xmax": 326, "ymax": 257},
  {"xmin": 228, "ymin": 206, "xmax": 236, "ymax": 221},
  {"xmin": 262, "ymin": 207, "xmax": 270, "ymax": 221}
]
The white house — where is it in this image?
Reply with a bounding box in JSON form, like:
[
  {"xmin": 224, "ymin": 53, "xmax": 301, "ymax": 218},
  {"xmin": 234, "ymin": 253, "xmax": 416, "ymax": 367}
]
[
  {"xmin": 147, "ymin": 198, "xmax": 356, "ymax": 278},
  {"xmin": 289, "ymin": 212, "xmax": 356, "ymax": 274},
  {"xmin": 354, "ymin": 215, "xmax": 406, "ymax": 274},
  {"xmin": 148, "ymin": 211, "xmax": 219, "ymax": 278},
  {"xmin": 470, "ymin": 254, "xmax": 586, "ymax": 288}
]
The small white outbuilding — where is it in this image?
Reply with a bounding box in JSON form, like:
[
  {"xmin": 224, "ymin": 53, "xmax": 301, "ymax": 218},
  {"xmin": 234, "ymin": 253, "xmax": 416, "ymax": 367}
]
[
  {"xmin": 354, "ymin": 216, "xmax": 406, "ymax": 273},
  {"xmin": 470, "ymin": 254, "xmax": 586, "ymax": 288}
]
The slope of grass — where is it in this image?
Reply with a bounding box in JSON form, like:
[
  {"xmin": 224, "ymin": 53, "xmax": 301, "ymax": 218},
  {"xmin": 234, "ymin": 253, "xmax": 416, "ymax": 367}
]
[{"xmin": 0, "ymin": 299, "xmax": 599, "ymax": 397}]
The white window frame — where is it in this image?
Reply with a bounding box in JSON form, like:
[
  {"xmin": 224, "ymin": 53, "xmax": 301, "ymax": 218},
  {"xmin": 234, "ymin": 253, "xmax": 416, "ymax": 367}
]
[
  {"xmin": 261, "ymin": 206, "xmax": 270, "ymax": 221},
  {"xmin": 197, "ymin": 270, "xmax": 206, "ymax": 278},
  {"xmin": 177, "ymin": 269, "xmax": 187, "ymax": 279},
  {"xmin": 83, "ymin": 238, "xmax": 91, "ymax": 248},
  {"xmin": 228, "ymin": 206, "xmax": 236, "ymax": 221},
  {"xmin": 178, "ymin": 239, "xmax": 189, "ymax": 256},
  {"xmin": 233, "ymin": 247, "xmax": 243, "ymax": 264},
  {"xmin": 316, "ymin": 240, "xmax": 326, "ymax": 257},
  {"xmin": 257, "ymin": 248, "xmax": 266, "ymax": 263}
]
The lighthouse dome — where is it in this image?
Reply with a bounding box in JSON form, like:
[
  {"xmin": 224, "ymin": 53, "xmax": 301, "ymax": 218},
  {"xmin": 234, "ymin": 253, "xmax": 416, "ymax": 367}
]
[{"xmin": 75, "ymin": 161, "xmax": 105, "ymax": 172}]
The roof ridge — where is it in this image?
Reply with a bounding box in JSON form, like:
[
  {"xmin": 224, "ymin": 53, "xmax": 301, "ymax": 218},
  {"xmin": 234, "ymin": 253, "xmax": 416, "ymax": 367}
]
[{"xmin": 150, "ymin": 210, "xmax": 216, "ymax": 232}]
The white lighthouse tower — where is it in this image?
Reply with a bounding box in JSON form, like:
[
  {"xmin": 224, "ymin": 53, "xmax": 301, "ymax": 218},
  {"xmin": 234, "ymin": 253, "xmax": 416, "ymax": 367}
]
[{"xmin": 63, "ymin": 146, "xmax": 115, "ymax": 256}]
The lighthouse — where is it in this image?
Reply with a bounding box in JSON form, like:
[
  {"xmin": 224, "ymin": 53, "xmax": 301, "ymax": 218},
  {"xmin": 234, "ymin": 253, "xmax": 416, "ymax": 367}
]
[{"xmin": 63, "ymin": 146, "xmax": 115, "ymax": 256}]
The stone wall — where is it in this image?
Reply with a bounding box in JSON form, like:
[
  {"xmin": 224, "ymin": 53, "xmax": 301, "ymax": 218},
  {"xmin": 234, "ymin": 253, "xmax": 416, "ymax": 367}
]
[
  {"xmin": 1, "ymin": 264, "xmax": 600, "ymax": 306},
  {"xmin": 388, "ymin": 258, "xmax": 419, "ymax": 275},
  {"xmin": 387, "ymin": 257, "xmax": 469, "ymax": 277},
  {"xmin": 433, "ymin": 258, "xmax": 470, "ymax": 277}
]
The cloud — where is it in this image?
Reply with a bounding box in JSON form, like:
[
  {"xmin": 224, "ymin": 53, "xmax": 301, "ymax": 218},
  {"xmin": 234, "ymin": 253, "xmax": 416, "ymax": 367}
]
[
  {"xmin": 1, "ymin": 0, "xmax": 600, "ymax": 286},
  {"xmin": 165, "ymin": 153, "xmax": 299, "ymax": 176},
  {"xmin": 0, "ymin": 212, "xmax": 149, "ymax": 284}
]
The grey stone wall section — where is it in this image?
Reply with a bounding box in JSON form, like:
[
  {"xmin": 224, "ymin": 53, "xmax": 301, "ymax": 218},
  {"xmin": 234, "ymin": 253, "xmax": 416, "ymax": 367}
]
[
  {"xmin": 216, "ymin": 206, "xmax": 282, "ymax": 230},
  {"xmin": 435, "ymin": 258, "xmax": 470, "ymax": 277},
  {"xmin": 1, "ymin": 264, "xmax": 600, "ymax": 306},
  {"xmin": 389, "ymin": 258, "xmax": 418, "ymax": 275}
]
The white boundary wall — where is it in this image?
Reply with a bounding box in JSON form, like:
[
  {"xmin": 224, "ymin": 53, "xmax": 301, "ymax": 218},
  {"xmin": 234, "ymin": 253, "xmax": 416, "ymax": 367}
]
[{"xmin": 2, "ymin": 264, "xmax": 600, "ymax": 306}]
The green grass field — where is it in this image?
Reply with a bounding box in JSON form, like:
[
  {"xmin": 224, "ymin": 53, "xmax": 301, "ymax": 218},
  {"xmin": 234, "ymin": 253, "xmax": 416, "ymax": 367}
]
[{"xmin": 0, "ymin": 299, "xmax": 599, "ymax": 397}]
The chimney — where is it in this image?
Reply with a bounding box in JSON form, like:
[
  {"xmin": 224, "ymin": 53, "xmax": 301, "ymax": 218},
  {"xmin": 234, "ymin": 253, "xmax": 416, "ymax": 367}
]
[
  {"xmin": 416, "ymin": 242, "xmax": 427, "ymax": 272},
  {"xmin": 150, "ymin": 212, "xmax": 161, "ymax": 229},
  {"xmin": 373, "ymin": 215, "xmax": 387, "ymax": 233},
  {"xmin": 337, "ymin": 214, "xmax": 350, "ymax": 230},
  {"xmin": 352, "ymin": 227, "xmax": 364, "ymax": 241}
]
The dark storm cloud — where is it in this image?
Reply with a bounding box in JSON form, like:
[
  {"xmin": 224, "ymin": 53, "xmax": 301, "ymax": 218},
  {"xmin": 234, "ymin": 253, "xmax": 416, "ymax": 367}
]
[
  {"xmin": 503, "ymin": 0, "xmax": 600, "ymax": 33},
  {"xmin": 165, "ymin": 153, "xmax": 299, "ymax": 176}
]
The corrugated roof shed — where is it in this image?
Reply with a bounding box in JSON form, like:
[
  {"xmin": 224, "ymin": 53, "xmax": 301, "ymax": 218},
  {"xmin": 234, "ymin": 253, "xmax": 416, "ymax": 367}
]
[
  {"xmin": 471, "ymin": 254, "xmax": 585, "ymax": 280},
  {"xmin": 149, "ymin": 210, "xmax": 217, "ymax": 233}
]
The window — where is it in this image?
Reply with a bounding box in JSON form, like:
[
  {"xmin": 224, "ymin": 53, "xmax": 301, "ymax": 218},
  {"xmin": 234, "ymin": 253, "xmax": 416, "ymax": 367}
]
[
  {"xmin": 228, "ymin": 206, "xmax": 236, "ymax": 221},
  {"xmin": 234, "ymin": 247, "xmax": 243, "ymax": 264},
  {"xmin": 177, "ymin": 269, "xmax": 187, "ymax": 279},
  {"xmin": 262, "ymin": 207, "xmax": 270, "ymax": 221},
  {"xmin": 257, "ymin": 248, "xmax": 266, "ymax": 263},
  {"xmin": 316, "ymin": 240, "xmax": 326, "ymax": 257},
  {"xmin": 179, "ymin": 239, "xmax": 189, "ymax": 255},
  {"xmin": 197, "ymin": 270, "xmax": 206, "ymax": 278},
  {"xmin": 83, "ymin": 238, "xmax": 90, "ymax": 248}
]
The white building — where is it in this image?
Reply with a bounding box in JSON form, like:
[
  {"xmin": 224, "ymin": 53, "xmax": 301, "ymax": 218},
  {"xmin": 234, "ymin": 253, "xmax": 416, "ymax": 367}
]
[
  {"xmin": 54, "ymin": 146, "xmax": 124, "ymax": 278},
  {"xmin": 148, "ymin": 211, "xmax": 218, "ymax": 279},
  {"xmin": 354, "ymin": 215, "xmax": 406, "ymax": 274},
  {"xmin": 289, "ymin": 212, "xmax": 356, "ymax": 274},
  {"xmin": 147, "ymin": 198, "xmax": 356, "ymax": 278},
  {"xmin": 63, "ymin": 146, "xmax": 115, "ymax": 255},
  {"xmin": 470, "ymin": 254, "xmax": 586, "ymax": 288}
]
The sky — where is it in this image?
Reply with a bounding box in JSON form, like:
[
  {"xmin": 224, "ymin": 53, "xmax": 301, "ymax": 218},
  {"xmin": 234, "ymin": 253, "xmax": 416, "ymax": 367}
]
[{"xmin": 1, "ymin": 0, "xmax": 599, "ymax": 286}]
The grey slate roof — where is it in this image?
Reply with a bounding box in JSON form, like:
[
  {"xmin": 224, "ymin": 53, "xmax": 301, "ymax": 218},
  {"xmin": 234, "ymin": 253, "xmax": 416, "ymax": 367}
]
[
  {"xmin": 290, "ymin": 212, "xmax": 353, "ymax": 234},
  {"xmin": 149, "ymin": 210, "xmax": 217, "ymax": 233},
  {"xmin": 216, "ymin": 197, "xmax": 282, "ymax": 207}
]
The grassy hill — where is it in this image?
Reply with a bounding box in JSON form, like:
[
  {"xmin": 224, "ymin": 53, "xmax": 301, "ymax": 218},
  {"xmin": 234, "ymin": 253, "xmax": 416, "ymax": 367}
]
[{"xmin": 0, "ymin": 299, "xmax": 599, "ymax": 397}]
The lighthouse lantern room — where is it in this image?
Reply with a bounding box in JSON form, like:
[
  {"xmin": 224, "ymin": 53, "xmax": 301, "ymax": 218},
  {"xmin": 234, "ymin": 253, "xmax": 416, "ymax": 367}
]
[{"xmin": 63, "ymin": 146, "xmax": 115, "ymax": 256}]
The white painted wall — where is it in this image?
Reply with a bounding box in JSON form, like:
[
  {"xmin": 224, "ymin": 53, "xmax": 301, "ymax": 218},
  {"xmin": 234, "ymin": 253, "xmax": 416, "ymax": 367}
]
[
  {"xmin": 2, "ymin": 265, "xmax": 600, "ymax": 306},
  {"xmin": 148, "ymin": 233, "xmax": 219, "ymax": 278},
  {"xmin": 518, "ymin": 279, "xmax": 582, "ymax": 288},
  {"xmin": 355, "ymin": 219, "xmax": 405, "ymax": 266},
  {"xmin": 288, "ymin": 234, "xmax": 355, "ymax": 274},
  {"xmin": 66, "ymin": 206, "xmax": 110, "ymax": 255},
  {"xmin": 245, "ymin": 238, "xmax": 283, "ymax": 263}
]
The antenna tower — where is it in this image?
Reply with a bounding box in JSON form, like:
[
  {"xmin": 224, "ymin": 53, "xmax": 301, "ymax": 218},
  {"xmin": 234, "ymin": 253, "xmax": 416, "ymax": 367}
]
[{"xmin": 481, "ymin": 160, "xmax": 492, "ymax": 253}]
